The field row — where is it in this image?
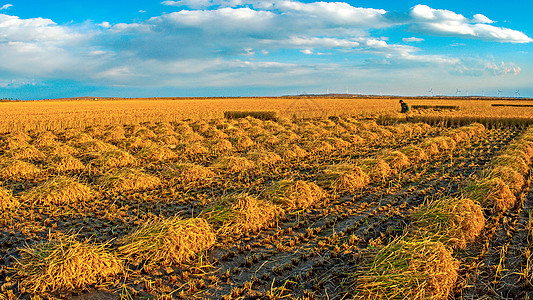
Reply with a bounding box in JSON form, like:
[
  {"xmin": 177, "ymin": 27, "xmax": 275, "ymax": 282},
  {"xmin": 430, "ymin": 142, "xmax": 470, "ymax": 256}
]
[{"xmin": 0, "ymin": 120, "xmax": 519, "ymax": 299}]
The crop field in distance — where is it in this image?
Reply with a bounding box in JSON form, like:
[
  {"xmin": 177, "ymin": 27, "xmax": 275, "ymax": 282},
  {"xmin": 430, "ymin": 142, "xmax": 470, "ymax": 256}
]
[{"xmin": 0, "ymin": 95, "xmax": 533, "ymax": 299}]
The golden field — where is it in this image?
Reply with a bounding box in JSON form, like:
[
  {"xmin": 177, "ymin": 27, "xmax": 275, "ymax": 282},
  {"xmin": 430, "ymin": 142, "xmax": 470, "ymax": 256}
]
[
  {"xmin": 1, "ymin": 96, "xmax": 532, "ymax": 133},
  {"xmin": 0, "ymin": 96, "xmax": 532, "ymax": 299}
]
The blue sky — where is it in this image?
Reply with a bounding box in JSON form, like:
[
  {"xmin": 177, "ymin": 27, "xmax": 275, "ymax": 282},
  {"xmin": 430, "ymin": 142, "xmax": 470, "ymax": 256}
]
[{"xmin": 0, "ymin": 0, "xmax": 531, "ymax": 99}]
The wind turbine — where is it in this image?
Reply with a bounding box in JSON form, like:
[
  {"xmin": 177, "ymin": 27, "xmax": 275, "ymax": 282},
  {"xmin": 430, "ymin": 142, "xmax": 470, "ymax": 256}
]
[
  {"xmin": 428, "ymin": 88, "xmax": 433, "ymax": 97},
  {"xmin": 497, "ymin": 89, "xmax": 503, "ymax": 97},
  {"xmin": 515, "ymin": 89, "xmax": 520, "ymax": 98},
  {"xmin": 456, "ymin": 89, "xmax": 461, "ymax": 97}
]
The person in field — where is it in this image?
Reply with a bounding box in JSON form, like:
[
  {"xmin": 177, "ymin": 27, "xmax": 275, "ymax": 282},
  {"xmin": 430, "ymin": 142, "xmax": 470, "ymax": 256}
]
[{"xmin": 399, "ymin": 100, "xmax": 409, "ymax": 113}]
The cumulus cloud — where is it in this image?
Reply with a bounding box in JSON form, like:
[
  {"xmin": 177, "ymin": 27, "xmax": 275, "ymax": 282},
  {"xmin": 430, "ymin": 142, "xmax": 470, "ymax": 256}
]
[
  {"xmin": 409, "ymin": 4, "xmax": 532, "ymax": 43},
  {"xmin": 0, "ymin": 14, "xmax": 94, "ymax": 77},
  {"xmin": 0, "ymin": 1, "xmax": 530, "ymax": 93}
]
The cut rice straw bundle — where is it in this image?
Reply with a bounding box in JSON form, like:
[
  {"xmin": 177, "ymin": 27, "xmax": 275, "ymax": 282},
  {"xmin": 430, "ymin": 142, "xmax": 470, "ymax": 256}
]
[
  {"xmin": 97, "ymin": 168, "xmax": 161, "ymax": 193},
  {"xmin": 355, "ymin": 158, "xmax": 391, "ymax": 182},
  {"xmin": 465, "ymin": 177, "xmax": 515, "ymax": 212},
  {"xmin": 231, "ymin": 136, "xmax": 255, "ymax": 151},
  {"xmin": 458, "ymin": 122, "xmax": 485, "ymax": 136},
  {"xmin": 487, "ymin": 166, "xmax": 524, "ymax": 194},
  {"xmin": 46, "ymin": 144, "xmax": 80, "ymax": 157},
  {"xmin": 162, "ymin": 162, "xmax": 215, "ymax": 188},
  {"xmin": 136, "ymin": 145, "xmax": 180, "ymax": 162},
  {"xmin": 22, "ymin": 176, "xmax": 98, "ymax": 206},
  {"xmin": 32, "ymin": 131, "xmax": 59, "ymax": 148},
  {"xmin": 399, "ymin": 146, "xmax": 428, "ymax": 164},
  {"xmin": 203, "ymin": 194, "xmax": 283, "ymax": 235},
  {"xmin": 5, "ymin": 145, "xmax": 45, "ymax": 161},
  {"xmin": 350, "ymin": 236, "xmax": 458, "ymax": 300},
  {"xmin": 0, "ymin": 159, "xmax": 41, "ymax": 180},
  {"xmin": 319, "ymin": 164, "xmax": 370, "ymax": 193},
  {"xmin": 75, "ymin": 140, "xmax": 118, "ymax": 153},
  {"xmin": 378, "ymin": 150, "xmax": 410, "ymax": 171},
  {"xmin": 118, "ymin": 216, "xmax": 215, "ymax": 267},
  {"xmin": 182, "ymin": 142, "xmax": 209, "ymax": 158},
  {"xmin": 491, "ymin": 154, "xmax": 529, "ymax": 175},
  {"xmin": 246, "ymin": 150, "xmax": 282, "ymax": 168},
  {"xmin": 409, "ymin": 196, "xmax": 485, "ymax": 250},
  {"xmin": 419, "ymin": 140, "xmax": 439, "ymax": 156},
  {"xmin": 209, "ymin": 139, "xmax": 234, "ymax": 153},
  {"xmin": 90, "ymin": 150, "xmax": 137, "ymax": 169},
  {"xmin": 266, "ymin": 179, "xmax": 326, "ymax": 209},
  {"xmin": 13, "ymin": 233, "xmax": 123, "ymax": 294},
  {"xmin": 275, "ymin": 143, "xmax": 308, "ymax": 159},
  {"xmin": 47, "ymin": 155, "xmax": 85, "ymax": 173},
  {"xmin": 211, "ymin": 156, "xmax": 256, "ymax": 173}
]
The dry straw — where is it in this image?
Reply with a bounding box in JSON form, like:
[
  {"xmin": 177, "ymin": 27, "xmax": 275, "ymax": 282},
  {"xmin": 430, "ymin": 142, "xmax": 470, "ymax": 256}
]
[
  {"xmin": 350, "ymin": 236, "xmax": 458, "ymax": 300},
  {"xmin": 491, "ymin": 154, "xmax": 529, "ymax": 175},
  {"xmin": 45, "ymin": 144, "xmax": 80, "ymax": 157},
  {"xmin": 182, "ymin": 142, "xmax": 209, "ymax": 158},
  {"xmin": 101, "ymin": 125, "xmax": 126, "ymax": 143},
  {"xmin": 32, "ymin": 131, "xmax": 59, "ymax": 148},
  {"xmin": 487, "ymin": 166, "xmax": 524, "ymax": 194},
  {"xmin": 409, "ymin": 196, "xmax": 485, "ymax": 250},
  {"xmin": 161, "ymin": 162, "xmax": 215, "ymax": 188},
  {"xmin": 118, "ymin": 216, "xmax": 215, "ymax": 266},
  {"xmin": 211, "ymin": 156, "xmax": 256, "ymax": 173},
  {"xmin": 90, "ymin": 149, "xmax": 137, "ymax": 169},
  {"xmin": 136, "ymin": 145, "xmax": 180, "ymax": 162},
  {"xmin": 123, "ymin": 136, "xmax": 156, "ymax": 151},
  {"xmin": 47, "ymin": 155, "xmax": 85, "ymax": 173},
  {"xmin": 231, "ymin": 136, "xmax": 255, "ymax": 151},
  {"xmin": 203, "ymin": 194, "xmax": 283, "ymax": 235},
  {"xmin": 399, "ymin": 146, "xmax": 429, "ymax": 164},
  {"xmin": 274, "ymin": 143, "xmax": 308, "ymax": 159},
  {"xmin": 355, "ymin": 158, "xmax": 391, "ymax": 181},
  {"xmin": 0, "ymin": 159, "xmax": 41, "ymax": 180},
  {"xmin": 4, "ymin": 145, "xmax": 45, "ymax": 161},
  {"xmin": 0, "ymin": 132, "xmax": 31, "ymax": 150},
  {"xmin": 209, "ymin": 139, "xmax": 234, "ymax": 154},
  {"xmin": 74, "ymin": 140, "xmax": 118, "ymax": 154},
  {"xmin": 97, "ymin": 168, "xmax": 161, "ymax": 193},
  {"xmin": 319, "ymin": 164, "xmax": 370, "ymax": 193},
  {"xmin": 465, "ymin": 177, "xmax": 515, "ymax": 212},
  {"xmin": 266, "ymin": 179, "xmax": 326, "ymax": 209},
  {"xmin": 22, "ymin": 176, "xmax": 98, "ymax": 206},
  {"xmin": 246, "ymin": 150, "xmax": 282, "ymax": 168},
  {"xmin": 377, "ymin": 150, "xmax": 410, "ymax": 171},
  {"xmin": 13, "ymin": 233, "xmax": 123, "ymax": 294}
]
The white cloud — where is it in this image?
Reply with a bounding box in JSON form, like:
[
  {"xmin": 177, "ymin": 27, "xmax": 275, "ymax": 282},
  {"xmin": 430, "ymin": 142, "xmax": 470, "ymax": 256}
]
[
  {"xmin": 286, "ymin": 36, "xmax": 360, "ymax": 48},
  {"xmin": 484, "ymin": 61, "xmax": 521, "ymax": 76},
  {"xmin": 99, "ymin": 21, "xmax": 111, "ymax": 28},
  {"xmin": 473, "ymin": 14, "xmax": 493, "ymax": 24},
  {"xmin": 0, "ymin": 1, "xmax": 530, "ymax": 93},
  {"xmin": 0, "ymin": 4, "xmax": 12, "ymax": 10},
  {"xmin": 410, "ymin": 4, "xmax": 532, "ymax": 43},
  {"xmin": 161, "ymin": 0, "xmax": 245, "ymax": 9},
  {"xmin": 403, "ymin": 37, "xmax": 424, "ymax": 42}
]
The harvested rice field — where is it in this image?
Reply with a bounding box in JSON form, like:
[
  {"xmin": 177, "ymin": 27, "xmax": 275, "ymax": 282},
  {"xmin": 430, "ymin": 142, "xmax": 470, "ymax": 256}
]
[{"xmin": 1, "ymin": 100, "xmax": 533, "ymax": 300}]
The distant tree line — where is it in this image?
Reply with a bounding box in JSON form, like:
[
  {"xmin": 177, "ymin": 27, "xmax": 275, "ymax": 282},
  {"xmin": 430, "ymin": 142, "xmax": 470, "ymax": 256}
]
[{"xmin": 0, "ymin": 98, "xmax": 20, "ymax": 102}]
